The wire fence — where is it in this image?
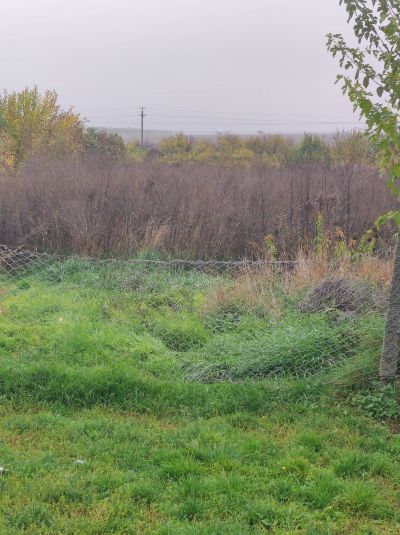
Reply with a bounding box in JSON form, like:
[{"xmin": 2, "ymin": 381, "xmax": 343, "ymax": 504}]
[{"xmin": 0, "ymin": 245, "xmax": 396, "ymax": 392}]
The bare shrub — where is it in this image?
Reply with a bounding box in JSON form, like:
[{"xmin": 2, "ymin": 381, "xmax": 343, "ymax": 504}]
[{"xmin": 0, "ymin": 155, "xmax": 395, "ymax": 258}]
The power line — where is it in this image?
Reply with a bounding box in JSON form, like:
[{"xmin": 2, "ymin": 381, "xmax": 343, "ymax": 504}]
[
  {"xmin": 84, "ymin": 113, "xmax": 362, "ymax": 125},
  {"xmin": 78, "ymin": 105, "xmax": 360, "ymax": 119},
  {"xmin": 80, "ymin": 106, "xmax": 363, "ymax": 123},
  {"xmin": 85, "ymin": 127, "xmax": 366, "ymax": 135},
  {"xmin": 82, "ymin": 107, "xmax": 365, "ymax": 135},
  {"xmin": 84, "ymin": 119, "xmax": 362, "ymax": 127}
]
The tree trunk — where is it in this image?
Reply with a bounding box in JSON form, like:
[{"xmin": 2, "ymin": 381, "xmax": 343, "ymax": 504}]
[{"xmin": 380, "ymin": 236, "xmax": 400, "ymax": 382}]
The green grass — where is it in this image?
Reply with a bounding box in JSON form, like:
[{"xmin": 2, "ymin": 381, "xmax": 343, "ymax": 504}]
[
  {"xmin": 0, "ymin": 404, "xmax": 399, "ymax": 534},
  {"xmin": 0, "ymin": 260, "xmax": 398, "ymax": 534}
]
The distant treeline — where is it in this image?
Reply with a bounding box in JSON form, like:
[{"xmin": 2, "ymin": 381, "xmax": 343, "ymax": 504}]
[
  {"xmin": 0, "ymin": 87, "xmax": 397, "ymax": 258},
  {"xmin": 0, "ymin": 86, "xmax": 379, "ymax": 170}
]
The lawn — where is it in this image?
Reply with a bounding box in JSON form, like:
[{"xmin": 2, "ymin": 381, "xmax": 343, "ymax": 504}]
[{"xmin": 0, "ymin": 257, "xmax": 398, "ymax": 534}]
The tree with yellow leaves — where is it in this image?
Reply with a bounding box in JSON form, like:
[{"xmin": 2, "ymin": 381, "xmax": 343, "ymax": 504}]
[
  {"xmin": 0, "ymin": 86, "xmax": 83, "ymax": 170},
  {"xmin": 0, "ymin": 130, "xmax": 16, "ymax": 173}
]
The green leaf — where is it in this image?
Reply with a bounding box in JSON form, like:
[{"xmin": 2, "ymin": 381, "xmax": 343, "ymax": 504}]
[{"xmin": 376, "ymin": 211, "xmax": 400, "ymax": 229}]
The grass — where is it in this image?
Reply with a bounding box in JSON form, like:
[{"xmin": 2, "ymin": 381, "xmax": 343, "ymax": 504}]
[
  {"xmin": 0, "ymin": 404, "xmax": 399, "ymax": 534},
  {"xmin": 0, "ymin": 258, "xmax": 398, "ymax": 534}
]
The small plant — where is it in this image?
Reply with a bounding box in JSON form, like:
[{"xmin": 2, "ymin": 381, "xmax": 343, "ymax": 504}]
[
  {"xmin": 314, "ymin": 212, "xmax": 329, "ymax": 259},
  {"xmin": 264, "ymin": 234, "xmax": 277, "ymax": 260},
  {"xmin": 333, "ymin": 227, "xmax": 351, "ymax": 259},
  {"xmin": 351, "ymin": 382, "xmax": 400, "ymax": 420},
  {"xmin": 355, "ymin": 230, "xmax": 376, "ymax": 257}
]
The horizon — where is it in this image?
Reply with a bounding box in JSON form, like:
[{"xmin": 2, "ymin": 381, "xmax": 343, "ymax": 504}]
[{"xmin": 93, "ymin": 126, "xmax": 366, "ymax": 144}]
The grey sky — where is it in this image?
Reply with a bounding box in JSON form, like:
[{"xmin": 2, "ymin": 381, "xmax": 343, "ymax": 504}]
[{"xmin": 1, "ymin": 0, "xmax": 361, "ymax": 134}]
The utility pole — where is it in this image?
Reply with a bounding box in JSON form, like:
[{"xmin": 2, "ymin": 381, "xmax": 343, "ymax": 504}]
[{"xmin": 140, "ymin": 107, "xmax": 146, "ymax": 149}]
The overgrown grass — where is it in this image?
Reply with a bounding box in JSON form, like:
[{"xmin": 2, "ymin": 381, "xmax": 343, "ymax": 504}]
[
  {"xmin": 0, "ymin": 260, "xmax": 386, "ymax": 409},
  {"xmin": 0, "ymin": 259, "xmax": 398, "ymax": 533}
]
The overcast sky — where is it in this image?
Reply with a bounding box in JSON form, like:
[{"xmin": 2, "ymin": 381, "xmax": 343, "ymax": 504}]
[{"xmin": 1, "ymin": 0, "xmax": 362, "ymax": 134}]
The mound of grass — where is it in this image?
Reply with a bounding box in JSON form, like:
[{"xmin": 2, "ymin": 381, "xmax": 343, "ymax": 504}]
[
  {"xmin": 298, "ymin": 276, "xmax": 387, "ymax": 314},
  {"xmin": 184, "ymin": 314, "xmax": 361, "ymax": 382}
]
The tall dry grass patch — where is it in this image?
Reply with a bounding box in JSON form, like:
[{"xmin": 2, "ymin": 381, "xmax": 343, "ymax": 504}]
[
  {"xmin": 201, "ymin": 252, "xmax": 393, "ymax": 318},
  {"xmin": 201, "ymin": 263, "xmax": 283, "ymax": 317}
]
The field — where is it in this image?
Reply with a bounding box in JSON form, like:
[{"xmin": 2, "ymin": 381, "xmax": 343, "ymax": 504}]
[{"xmin": 0, "ymin": 256, "xmax": 399, "ymax": 534}]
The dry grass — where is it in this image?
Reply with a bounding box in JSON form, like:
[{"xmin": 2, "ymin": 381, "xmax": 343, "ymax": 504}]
[
  {"xmin": 201, "ymin": 264, "xmax": 283, "ymax": 317},
  {"xmin": 201, "ymin": 253, "xmax": 393, "ymax": 317}
]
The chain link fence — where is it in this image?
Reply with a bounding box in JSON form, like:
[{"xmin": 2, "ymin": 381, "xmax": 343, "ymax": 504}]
[{"xmin": 0, "ymin": 244, "xmax": 396, "ymax": 393}]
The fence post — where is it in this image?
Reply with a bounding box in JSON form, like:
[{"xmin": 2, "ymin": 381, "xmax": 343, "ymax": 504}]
[{"xmin": 380, "ymin": 236, "xmax": 400, "ymax": 382}]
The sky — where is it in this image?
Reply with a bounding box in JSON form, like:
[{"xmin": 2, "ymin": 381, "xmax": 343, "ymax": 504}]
[{"xmin": 1, "ymin": 0, "xmax": 362, "ymax": 134}]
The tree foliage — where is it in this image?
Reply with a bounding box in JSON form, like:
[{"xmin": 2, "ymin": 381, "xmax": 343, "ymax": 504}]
[
  {"xmin": 83, "ymin": 128, "xmax": 126, "ymax": 160},
  {"xmin": 291, "ymin": 134, "xmax": 332, "ymax": 166},
  {"xmin": 0, "ymin": 130, "xmax": 16, "ymax": 174},
  {"xmin": 0, "ymin": 86, "xmax": 83, "ymax": 169},
  {"xmin": 327, "ymin": 0, "xmax": 400, "ymax": 204},
  {"xmin": 331, "ymin": 130, "xmax": 374, "ymax": 165},
  {"xmin": 159, "ymin": 133, "xmax": 194, "ymax": 164},
  {"xmin": 156, "ymin": 132, "xmax": 373, "ymax": 168}
]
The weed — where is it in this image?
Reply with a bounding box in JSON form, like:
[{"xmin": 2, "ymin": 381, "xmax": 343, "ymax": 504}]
[{"xmin": 351, "ymin": 383, "xmax": 400, "ymax": 420}]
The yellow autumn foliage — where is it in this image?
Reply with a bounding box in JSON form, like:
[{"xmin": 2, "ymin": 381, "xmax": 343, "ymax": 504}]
[{"xmin": 0, "ymin": 86, "xmax": 83, "ymax": 168}]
